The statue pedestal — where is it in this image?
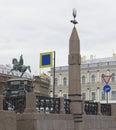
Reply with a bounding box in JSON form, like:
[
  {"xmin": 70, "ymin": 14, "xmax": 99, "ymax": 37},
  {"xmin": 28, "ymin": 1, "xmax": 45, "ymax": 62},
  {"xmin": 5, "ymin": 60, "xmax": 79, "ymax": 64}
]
[
  {"xmin": 4, "ymin": 77, "xmax": 33, "ymax": 97},
  {"xmin": 0, "ymin": 82, "xmax": 5, "ymax": 95},
  {"xmin": 4, "ymin": 77, "xmax": 33, "ymax": 113}
]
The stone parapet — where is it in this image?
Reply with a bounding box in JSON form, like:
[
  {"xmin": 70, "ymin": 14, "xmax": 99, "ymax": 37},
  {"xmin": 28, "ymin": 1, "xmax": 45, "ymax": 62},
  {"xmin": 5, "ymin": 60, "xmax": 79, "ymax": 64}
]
[
  {"xmin": 82, "ymin": 115, "xmax": 116, "ymax": 130},
  {"xmin": 0, "ymin": 95, "xmax": 3, "ymax": 110},
  {"xmin": 0, "ymin": 111, "xmax": 16, "ymax": 130},
  {"xmin": 60, "ymin": 97, "xmax": 65, "ymax": 114},
  {"xmin": 17, "ymin": 113, "xmax": 75, "ymax": 130},
  {"xmin": 25, "ymin": 92, "xmax": 37, "ymax": 113}
]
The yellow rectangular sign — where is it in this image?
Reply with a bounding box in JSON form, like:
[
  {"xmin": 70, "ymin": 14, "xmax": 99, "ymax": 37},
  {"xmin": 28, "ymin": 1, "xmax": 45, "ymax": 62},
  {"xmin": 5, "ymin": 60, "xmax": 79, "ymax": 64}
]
[{"xmin": 40, "ymin": 52, "xmax": 53, "ymax": 68}]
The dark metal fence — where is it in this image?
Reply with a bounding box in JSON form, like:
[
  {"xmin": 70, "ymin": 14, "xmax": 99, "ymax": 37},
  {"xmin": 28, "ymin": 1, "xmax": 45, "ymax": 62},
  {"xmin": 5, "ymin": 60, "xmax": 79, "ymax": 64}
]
[
  {"xmin": 3, "ymin": 95, "xmax": 111, "ymax": 116},
  {"xmin": 84, "ymin": 101, "xmax": 98, "ymax": 115},
  {"xmin": 101, "ymin": 104, "xmax": 111, "ymax": 116},
  {"xmin": 64, "ymin": 99, "xmax": 70, "ymax": 114},
  {"xmin": 36, "ymin": 96, "xmax": 60, "ymax": 113},
  {"xmin": 3, "ymin": 95, "xmax": 70, "ymax": 114},
  {"xmin": 3, "ymin": 96, "xmax": 25, "ymax": 113}
]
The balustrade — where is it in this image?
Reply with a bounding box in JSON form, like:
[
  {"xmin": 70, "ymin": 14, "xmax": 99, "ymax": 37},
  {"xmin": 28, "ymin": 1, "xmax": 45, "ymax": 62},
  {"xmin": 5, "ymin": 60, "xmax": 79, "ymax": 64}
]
[
  {"xmin": 101, "ymin": 104, "xmax": 111, "ymax": 116},
  {"xmin": 3, "ymin": 94, "xmax": 111, "ymax": 116},
  {"xmin": 36, "ymin": 96, "xmax": 60, "ymax": 113},
  {"xmin": 84, "ymin": 101, "xmax": 98, "ymax": 115},
  {"xmin": 64, "ymin": 99, "xmax": 70, "ymax": 114},
  {"xmin": 3, "ymin": 96, "xmax": 25, "ymax": 113}
]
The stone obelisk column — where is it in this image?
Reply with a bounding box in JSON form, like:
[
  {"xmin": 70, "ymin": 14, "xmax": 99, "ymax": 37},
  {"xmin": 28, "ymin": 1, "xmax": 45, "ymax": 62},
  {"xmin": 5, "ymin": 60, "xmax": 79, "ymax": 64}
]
[{"xmin": 68, "ymin": 9, "xmax": 82, "ymax": 130}]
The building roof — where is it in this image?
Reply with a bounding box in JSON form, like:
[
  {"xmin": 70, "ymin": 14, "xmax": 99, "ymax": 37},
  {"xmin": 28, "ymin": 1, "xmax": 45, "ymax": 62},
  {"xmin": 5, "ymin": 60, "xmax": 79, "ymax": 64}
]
[
  {"xmin": 49, "ymin": 56, "xmax": 116, "ymax": 72},
  {"xmin": 83, "ymin": 57, "xmax": 116, "ymax": 64}
]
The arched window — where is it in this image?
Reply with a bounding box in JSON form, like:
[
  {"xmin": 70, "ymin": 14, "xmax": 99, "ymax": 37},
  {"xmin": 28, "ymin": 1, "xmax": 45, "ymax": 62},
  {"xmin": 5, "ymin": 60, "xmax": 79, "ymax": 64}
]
[
  {"xmin": 63, "ymin": 77, "xmax": 67, "ymax": 86},
  {"xmin": 82, "ymin": 75, "xmax": 86, "ymax": 83},
  {"xmin": 91, "ymin": 75, "xmax": 95, "ymax": 83},
  {"xmin": 111, "ymin": 73, "xmax": 115, "ymax": 82},
  {"xmin": 55, "ymin": 78, "xmax": 58, "ymax": 86},
  {"xmin": 91, "ymin": 92, "xmax": 96, "ymax": 100}
]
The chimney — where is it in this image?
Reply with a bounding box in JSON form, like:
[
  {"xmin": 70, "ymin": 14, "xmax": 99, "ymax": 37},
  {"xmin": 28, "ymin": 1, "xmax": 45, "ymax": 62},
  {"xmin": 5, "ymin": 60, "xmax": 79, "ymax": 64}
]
[
  {"xmin": 81, "ymin": 56, "xmax": 86, "ymax": 62},
  {"xmin": 113, "ymin": 53, "xmax": 116, "ymax": 57},
  {"xmin": 90, "ymin": 55, "xmax": 94, "ymax": 60}
]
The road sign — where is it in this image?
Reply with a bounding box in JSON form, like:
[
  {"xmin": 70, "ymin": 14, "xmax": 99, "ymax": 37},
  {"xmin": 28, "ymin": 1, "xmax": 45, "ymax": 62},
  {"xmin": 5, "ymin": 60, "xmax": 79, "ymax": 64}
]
[
  {"xmin": 103, "ymin": 85, "xmax": 111, "ymax": 93},
  {"xmin": 102, "ymin": 75, "xmax": 112, "ymax": 84},
  {"xmin": 40, "ymin": 52, "xmax": 53, "ymax": 68}
]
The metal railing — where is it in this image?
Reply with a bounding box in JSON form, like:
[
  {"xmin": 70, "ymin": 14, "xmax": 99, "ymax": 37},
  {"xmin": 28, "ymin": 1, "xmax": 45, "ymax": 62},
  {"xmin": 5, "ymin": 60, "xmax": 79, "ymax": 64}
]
[
  {"xmin": 84, "ymin": 101, "xmax": 98, "ymax": 115},
  {"xmin": 36, "ymin": 96, "xmax": 60, "ymax": 113},
  {"xmin": 64, "ymin": 99, "xmax": 70, "ymax": 114},
  {"xmin": 84, "ymin": 101, "xmax": 111, "ymax": 116},
  {"xmin": 3, "ymin": 95, "xmax": 71, "ymax": 114},
  {"xmin": 101, "ymin": 104, "xmax": 111, "ymax": 116},
  {"xmin": 3, "ymin": 96, "xmax": 25, "ymax": 113},
  {"xmin": 3, "ymin": 95, "xmax": 111, "ymax": 116}
]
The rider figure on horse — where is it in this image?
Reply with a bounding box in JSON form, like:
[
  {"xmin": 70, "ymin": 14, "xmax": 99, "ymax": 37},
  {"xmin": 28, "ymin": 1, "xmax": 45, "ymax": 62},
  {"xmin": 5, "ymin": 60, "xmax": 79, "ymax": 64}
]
[
  {"xmin": 13, "ymin": 54, "xmax": 23, "ymax": 71},
  {"xmin": 18, "ymin": 54, "xmax": 24, "ymax": 71},
  {"xmin": 19, "ymin": 54, "xmax": 23, "ymax": 66},
  {"xmin": 11, "ymin": 55, "xmax": 31, "ymax": 77}
]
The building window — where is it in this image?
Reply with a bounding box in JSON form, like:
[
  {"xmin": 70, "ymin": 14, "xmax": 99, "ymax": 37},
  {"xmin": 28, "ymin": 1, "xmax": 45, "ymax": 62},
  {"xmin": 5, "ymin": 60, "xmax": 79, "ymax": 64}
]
[
  {"xmin": 63, "ymin": 94, "xmax": 67, "ymax": 99},
  {"xmin": 82, "ymin": 93, "xmax": 86, "ymax": 100},
  {"xmin": 91, "ymin": 92, "xmax": 96, "ymax": 100},
  {"xmin": 91, "ymin": 75, "xmax": 95, "ymax": 83},
  {"xmin": 55, "ymin": 78, "xmax": 58, "ymax": 86},
  {"xmin": 111, "ymin": 91, "xmax": 116, "ymax": 99},
  {"xmin": 101, "ymin": 91, "xmax": 105, "ymax": 100},
  {"xmin": 111, "ymin": 73, "xmax": 115, "ymax": 82},
  {"xmin": 63, "ymin": 77, "xmax": 67, "ymax": 86},
  {"xmin": 82, "ymin": 75, "xmax": 86, "ymax": 84}
]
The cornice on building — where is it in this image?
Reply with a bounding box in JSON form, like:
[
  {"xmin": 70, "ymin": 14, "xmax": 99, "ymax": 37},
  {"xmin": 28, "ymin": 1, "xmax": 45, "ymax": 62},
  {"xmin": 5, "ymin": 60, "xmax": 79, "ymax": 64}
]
[{"xmin": 49, "ymin": 56, "xmax": 116, "ymax": 72}]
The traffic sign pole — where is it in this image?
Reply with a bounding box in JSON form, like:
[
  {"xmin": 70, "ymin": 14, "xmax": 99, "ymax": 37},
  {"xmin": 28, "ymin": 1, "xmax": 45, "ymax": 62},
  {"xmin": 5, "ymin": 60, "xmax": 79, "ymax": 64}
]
[
  {"xmin": 106, "ymin": 93, "xmax": 108, "ymax": 104},
  {"xmin": 102, "ymin": 75, "xmax": 112, "ymax": 104},
  {"xmin": 103, "ymin": 85, "xmax": 111, "ymax": 104}
]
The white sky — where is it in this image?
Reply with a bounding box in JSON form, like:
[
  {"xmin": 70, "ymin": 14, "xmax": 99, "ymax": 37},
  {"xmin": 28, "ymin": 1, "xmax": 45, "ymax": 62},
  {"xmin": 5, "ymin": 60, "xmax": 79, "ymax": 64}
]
[{"xmin": 0, "ymin": 0, "xmax": 116, "ymax": 75}]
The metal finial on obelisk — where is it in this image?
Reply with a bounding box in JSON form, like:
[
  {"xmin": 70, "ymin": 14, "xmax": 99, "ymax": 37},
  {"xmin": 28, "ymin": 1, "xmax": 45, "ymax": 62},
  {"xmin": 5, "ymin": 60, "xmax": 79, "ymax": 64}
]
[{"xmin": 70, "ymin": 8, "xmax": 78, "ymax": 25}]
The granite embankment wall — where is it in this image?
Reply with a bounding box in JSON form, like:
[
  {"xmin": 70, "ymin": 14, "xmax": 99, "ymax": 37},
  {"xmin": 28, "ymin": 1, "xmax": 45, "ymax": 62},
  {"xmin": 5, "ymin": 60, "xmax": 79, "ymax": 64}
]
[
  {"xmin": 17, "ymin": 113, "xmax": 75, "ymax": 130},
  {"xmin": 83, "ymin": 115, "xmax": 116, "ymax": 130},
  {"xmin": 0, "ymin": 111, "xmax": 16, "ymax": 130},
  {"xmin": 0, "ymin": 109, "xmax": 116, "ymax": 130},
  {"xmin": 16, "ymin": 113, "xmax": 116, "ymax": 130}
]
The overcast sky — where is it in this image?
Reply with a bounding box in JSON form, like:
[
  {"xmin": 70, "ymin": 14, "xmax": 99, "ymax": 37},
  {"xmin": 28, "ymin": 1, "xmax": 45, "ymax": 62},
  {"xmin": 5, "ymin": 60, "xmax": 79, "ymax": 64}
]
[{"xmin": 0, "ymin": 0, "xmax": 116, "ymax": 75}]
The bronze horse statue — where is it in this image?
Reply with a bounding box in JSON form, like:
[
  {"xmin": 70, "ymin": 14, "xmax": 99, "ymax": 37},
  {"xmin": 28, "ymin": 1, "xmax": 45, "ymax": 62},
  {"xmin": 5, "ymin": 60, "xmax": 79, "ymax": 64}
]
[{"xmin": 10, "ymin": 55, "xmax": 31, "ymax": 77}]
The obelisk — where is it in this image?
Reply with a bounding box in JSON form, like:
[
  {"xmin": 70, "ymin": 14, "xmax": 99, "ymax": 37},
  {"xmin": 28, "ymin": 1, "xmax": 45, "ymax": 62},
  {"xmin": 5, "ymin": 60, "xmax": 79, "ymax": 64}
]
[{"xmin": 68, "ymin": 9, "xmax": 82, "ymax": 130}]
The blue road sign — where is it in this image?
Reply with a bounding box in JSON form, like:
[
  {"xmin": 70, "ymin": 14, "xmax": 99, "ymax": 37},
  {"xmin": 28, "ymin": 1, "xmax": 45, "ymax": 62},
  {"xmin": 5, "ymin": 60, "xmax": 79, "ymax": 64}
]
[
  {"xmin": 103, "ymin": 85, "xmax": 111, "ymax": 93},
  {"xmin": 40, "ymin": 52, "xmax": 53, "ymax": 68}
]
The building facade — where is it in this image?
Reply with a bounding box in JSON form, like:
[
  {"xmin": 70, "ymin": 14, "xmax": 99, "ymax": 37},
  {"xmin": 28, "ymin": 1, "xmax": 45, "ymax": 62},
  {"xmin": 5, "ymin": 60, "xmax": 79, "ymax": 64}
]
[
  {"xmin": 49, "ymin": 54, "xmax": 116, "ymax": 103},
  {"xmin": 33, "ymin": 74, "xmax": 50, "ymax": 97}
]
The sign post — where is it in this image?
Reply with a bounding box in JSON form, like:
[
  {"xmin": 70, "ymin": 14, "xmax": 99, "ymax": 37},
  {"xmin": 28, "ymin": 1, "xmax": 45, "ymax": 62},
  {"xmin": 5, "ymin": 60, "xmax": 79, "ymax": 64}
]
[
  {"xmin": 102, "ymin": 75, "xmax": 112, "ymax": 104},
  {"xmin": 103, "ymin": 85, "xmax": 111, "ymax": 104},
  {"xmin": 40, "ymin": 51, "xmax": 56, "ymax": 98}
]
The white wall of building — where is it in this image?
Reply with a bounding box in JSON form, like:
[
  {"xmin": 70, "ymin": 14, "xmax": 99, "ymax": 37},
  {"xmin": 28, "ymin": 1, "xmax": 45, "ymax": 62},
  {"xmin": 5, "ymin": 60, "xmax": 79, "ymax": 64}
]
[{"xmin": 49, "ymin": 56, "xmax": 116, "ymax": 103}]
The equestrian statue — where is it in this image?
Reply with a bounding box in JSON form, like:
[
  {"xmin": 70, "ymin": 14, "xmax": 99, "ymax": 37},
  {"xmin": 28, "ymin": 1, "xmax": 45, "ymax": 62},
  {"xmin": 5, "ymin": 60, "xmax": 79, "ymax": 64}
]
[{"xmin": 10, "ymin": 55, "xmax": 31, "ymax": 77}]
